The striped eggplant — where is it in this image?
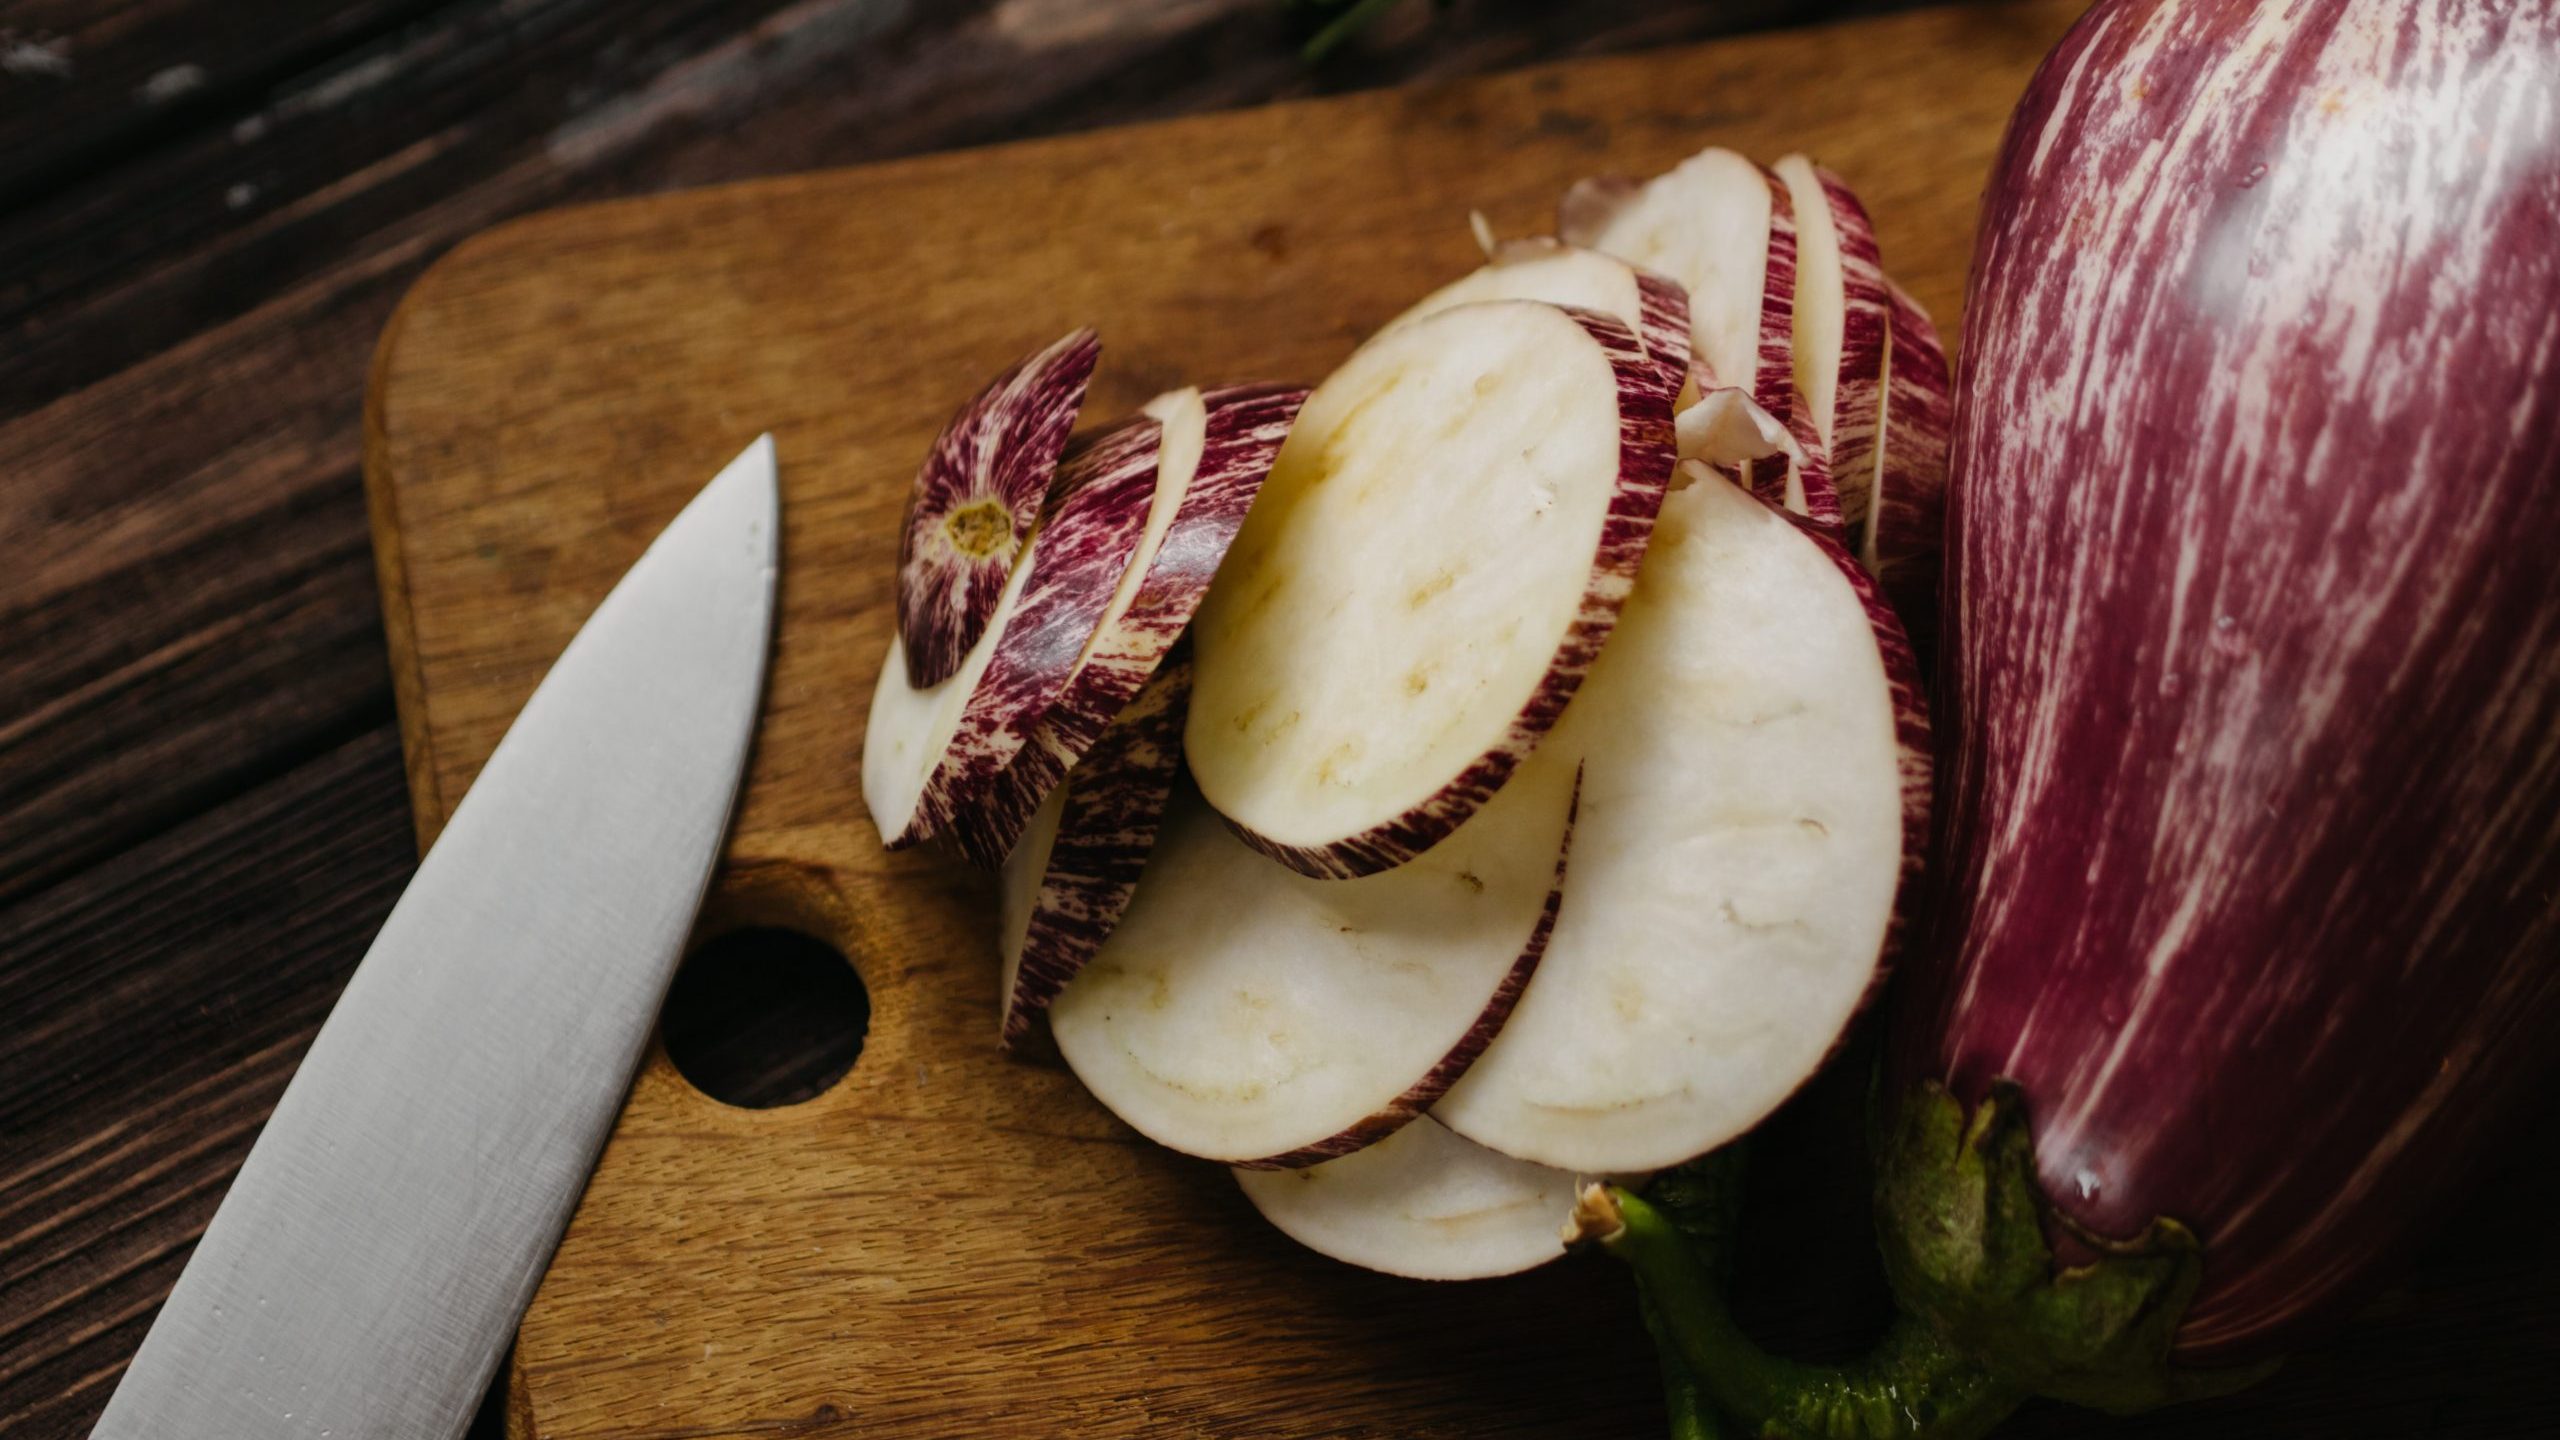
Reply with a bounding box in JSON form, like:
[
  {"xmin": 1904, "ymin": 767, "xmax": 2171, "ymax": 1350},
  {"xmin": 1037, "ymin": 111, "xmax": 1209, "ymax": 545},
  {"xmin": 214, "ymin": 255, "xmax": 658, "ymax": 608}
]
[{"xmin": 1589, "ymin": 0, "xmax": 2560, "ymax": 1432}]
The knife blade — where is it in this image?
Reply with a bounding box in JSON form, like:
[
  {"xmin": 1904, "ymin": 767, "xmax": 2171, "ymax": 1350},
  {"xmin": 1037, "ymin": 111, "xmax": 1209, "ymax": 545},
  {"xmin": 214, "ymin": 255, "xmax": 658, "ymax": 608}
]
[{"xmin": 89, "ymin": 435, "xmax": 781, "ymax": 1440}]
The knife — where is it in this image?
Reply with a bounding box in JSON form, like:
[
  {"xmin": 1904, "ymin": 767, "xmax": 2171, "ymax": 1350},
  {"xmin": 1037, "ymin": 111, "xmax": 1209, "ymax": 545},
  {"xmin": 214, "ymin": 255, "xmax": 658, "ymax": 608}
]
[{"xmin": 89, "ymin": 436, "xmax": 781, "ymax": 1440}]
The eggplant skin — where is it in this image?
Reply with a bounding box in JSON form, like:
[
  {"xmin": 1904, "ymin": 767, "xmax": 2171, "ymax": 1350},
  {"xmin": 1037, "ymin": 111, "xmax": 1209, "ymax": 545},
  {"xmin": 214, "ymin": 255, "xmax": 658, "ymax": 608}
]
[{"xmin": 1899, "ymin": 0, "xmax": 2560, "ymax": 1368}]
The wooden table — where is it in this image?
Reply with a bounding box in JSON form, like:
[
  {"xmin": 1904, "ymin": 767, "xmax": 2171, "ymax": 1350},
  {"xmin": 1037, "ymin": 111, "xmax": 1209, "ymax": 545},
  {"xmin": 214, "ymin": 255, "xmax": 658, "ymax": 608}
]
[{"xmin": 2, "ymin": 3, "xmax": 2552, "ymax": 1437}]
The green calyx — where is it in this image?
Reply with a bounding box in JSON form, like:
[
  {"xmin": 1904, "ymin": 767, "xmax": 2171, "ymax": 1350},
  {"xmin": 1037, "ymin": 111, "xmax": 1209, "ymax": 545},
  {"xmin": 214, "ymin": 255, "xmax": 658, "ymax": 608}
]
[
  {"xmin": 1580, "ymin": 1078, "xmax": 2278, "ymax": 1439},
  {"xmin": 1873, "ymin": 1080, "xmax": 2277, "ymax": 1412}
]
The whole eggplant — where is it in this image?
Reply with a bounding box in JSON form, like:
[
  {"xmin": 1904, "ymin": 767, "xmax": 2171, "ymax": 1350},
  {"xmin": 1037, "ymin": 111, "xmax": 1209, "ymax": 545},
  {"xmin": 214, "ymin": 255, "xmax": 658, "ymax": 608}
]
[
  {"xmin": 1593, "ymin": 0, "xmax": 2560, "ymax": 1431},
  {"xmin": 1903, "ymin": 0, "xmax": 2560, "ymax": 1372}
]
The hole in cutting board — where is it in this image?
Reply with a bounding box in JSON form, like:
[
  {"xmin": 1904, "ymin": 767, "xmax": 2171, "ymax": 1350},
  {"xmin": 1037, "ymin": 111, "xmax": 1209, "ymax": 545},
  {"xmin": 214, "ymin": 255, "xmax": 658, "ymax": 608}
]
[{"xmin": 662, "ymin": 927, "xmax": 869, "ymax": 1108}]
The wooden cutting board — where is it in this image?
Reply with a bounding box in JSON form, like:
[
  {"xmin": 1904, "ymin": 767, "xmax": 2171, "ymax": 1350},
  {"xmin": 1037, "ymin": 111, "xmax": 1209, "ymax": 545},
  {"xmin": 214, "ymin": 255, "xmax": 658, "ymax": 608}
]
[{"xmin": 364, "ymin": 5, "xmax": 2076, "ymax": 1435}]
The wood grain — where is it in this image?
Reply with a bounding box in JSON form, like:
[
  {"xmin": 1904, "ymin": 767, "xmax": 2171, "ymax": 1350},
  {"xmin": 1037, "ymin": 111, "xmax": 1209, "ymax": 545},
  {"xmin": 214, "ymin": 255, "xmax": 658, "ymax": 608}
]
[
  {"xmin": 0, "ymin": 731, "xmax": 418, "ymax": 1435},
  {"xmin": 364, "ymin": 7, "xmax": 2068, "ymax": 1437},
  {"xmin": 10, "ymin": 0, "xmax": 2555, "ymax": 1435}
]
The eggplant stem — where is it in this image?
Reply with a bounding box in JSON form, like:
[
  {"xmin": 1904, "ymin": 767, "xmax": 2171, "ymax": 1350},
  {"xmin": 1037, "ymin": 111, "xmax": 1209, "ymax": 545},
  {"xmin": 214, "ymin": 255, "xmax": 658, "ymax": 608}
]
[
  {"xmin": 1642, "ymin": 1294, "xmax": 1728, "ymax": 1440},
  {"xmin": 1591, "ymin": 1184, "xmax": 2026, "ymax": 1440}
]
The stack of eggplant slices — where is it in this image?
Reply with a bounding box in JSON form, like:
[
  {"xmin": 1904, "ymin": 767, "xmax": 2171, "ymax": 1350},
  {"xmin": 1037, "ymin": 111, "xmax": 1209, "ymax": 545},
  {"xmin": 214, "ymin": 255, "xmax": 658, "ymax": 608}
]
[{"xmin": 863, "ymin": 145, "xmax": 1950, "ymax": 1280}]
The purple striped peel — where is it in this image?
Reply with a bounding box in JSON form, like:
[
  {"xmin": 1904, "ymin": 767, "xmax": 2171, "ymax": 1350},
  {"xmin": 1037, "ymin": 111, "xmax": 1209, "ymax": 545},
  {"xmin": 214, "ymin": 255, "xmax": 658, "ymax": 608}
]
[
  {"xmin": 1899, "ymin": 0, "xmax": 2560, "ymax": 1374},
  {"xmin": 1869, "ymin": 282, "xmax": 1952, "ymax": 656},
  {"xmin": 953, "ymin": 385, "xmax": 1307, "ymax": 870},
  {"xmin": 886, "ymin": 412, "xmax": 1164, "ymax": 851},
  {"xmin": 998, "ymin": 658, "xmax": 1192, "ymax": 1048},
  {"xmin": 897, "ymin": 329, "xmax": 1099, "ymax": 687}
]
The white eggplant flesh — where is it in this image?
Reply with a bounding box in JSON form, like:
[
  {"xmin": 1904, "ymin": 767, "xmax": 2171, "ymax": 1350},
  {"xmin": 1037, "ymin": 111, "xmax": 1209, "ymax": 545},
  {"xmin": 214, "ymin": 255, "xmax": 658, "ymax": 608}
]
[
  {"xmin": 1567, "ymin": 148, "xmax": 1804, "ymax": 504},
  {"xmin": 863, "ymin": 556, "xmax": 1040, "ymax": 848},
  {"xmin": 1675, "ymin": 387, "xmax": 1800, "ymax": 473},
  {"xmin": 1185, "ymin": 300, "xmax": 1671, "ymax": 878},
  {"xmin": 1234, "ymin": 1117, "xmax": 1582, "ymax": 1280},
  {"xmin": 1434, "ymin": 471, "xmax": 1923, "ymax": 1173},
  {"xmin": 997, "ymin": 659, "xmax": 1191, "ymax": 1047},
  {"xmin": 1389, "ymin": 238, "xmax": 1694, "ymax": 403},
  {"xmin": 1049, "ymin": 746, "xmax": 1581, "ymax": 1168},
  {"xmin": 1772, "ymin": 156, "xmax": 1889, "ymax": 537}
]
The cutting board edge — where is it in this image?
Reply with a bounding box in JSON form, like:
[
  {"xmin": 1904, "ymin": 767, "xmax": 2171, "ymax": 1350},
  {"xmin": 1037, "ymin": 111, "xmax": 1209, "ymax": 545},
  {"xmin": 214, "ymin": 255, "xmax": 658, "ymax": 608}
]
[
  {"xmin": 363, "ymin": 272, "xmax": 444, "ymax": 854},
  {"xmin": 354, "ymin": 6, "xmax": 2090, "ymax": 1432}
]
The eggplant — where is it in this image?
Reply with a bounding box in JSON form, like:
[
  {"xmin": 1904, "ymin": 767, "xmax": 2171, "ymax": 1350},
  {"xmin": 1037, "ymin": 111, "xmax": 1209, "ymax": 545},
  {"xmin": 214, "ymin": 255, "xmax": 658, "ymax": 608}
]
[
  {"xmin": 1588, "ymin": 0, "xmax": 2560, "ymax": 1431},
  {"xmin": 1908, "ymin": 0, "xmax": 2560, "ymax": 1373}
]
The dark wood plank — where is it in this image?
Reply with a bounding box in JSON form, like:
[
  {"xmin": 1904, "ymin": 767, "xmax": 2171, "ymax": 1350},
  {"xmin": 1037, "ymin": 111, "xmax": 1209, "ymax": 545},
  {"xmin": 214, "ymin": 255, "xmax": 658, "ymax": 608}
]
[
  {"xmin": 0, "ymin": 0, "xmax": 1853, "ymax": 418},
  {"xmin": 0, "ymin": 1, "xmax": 446, "ymax": 202},
  {"xmin": 0, "ymin": 0, "xmax": 806, "ymax": 412},
  {"xmin": 0, "ymin": 394, "xmax": 393, "ymax": 906},
  {"xmin": 0, "ymin": 729, "xmax": 416, "ymax": 1440}
]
